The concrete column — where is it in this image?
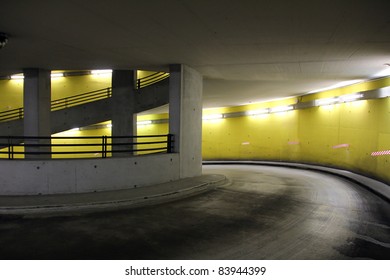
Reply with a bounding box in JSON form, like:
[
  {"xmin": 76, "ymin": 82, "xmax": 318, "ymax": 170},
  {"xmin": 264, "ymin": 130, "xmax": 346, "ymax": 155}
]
[
  {"xmin": 23, "ymin": 68, "xmax": 51, "ymax": 159},
  {"xmin": 169, "ymin": 64, "xmax": 203, "ymax": 178},
  {"xmin": 111, "ymin": 70, "xmax": 136, "ymax": 157}
]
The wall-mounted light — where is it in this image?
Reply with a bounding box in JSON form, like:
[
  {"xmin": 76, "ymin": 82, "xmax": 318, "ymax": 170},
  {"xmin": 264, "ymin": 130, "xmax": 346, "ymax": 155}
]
[
  {"xmin": 51, "ymin": 73, "xmax": 64, "ymax": 78},
  {"xmin": 339, "ymin": 93, "xmax": 363, "ymax": 103},
  {"xmin": 246, "ymin": 109, "xmax": 270, "ymax": 116},
  {"xmin": 91, "ymin": 69, "xmax": 113, "ymax": 76},
  {"xmin": 137, "ymin": 120, "xmax": 152, "ymax": 126},
  {"xmin": 10, "ymin": 74, "xmax": 24, "ymax": 80},
  {"xmin": 202, "ymin": 114, "xmax": 223, "ymax": 120},
  {"xmin": 377, "ymin": 87, "xmax": 390, "ymax": 98},
  {"xmin": 11, "ymin": 73, "xmax": 66, "ymax": 79},
  {"xmin": 269, "ymin": 106, "xmax": 294, "ymax": 113},
  {"xmin": 315, "ymin": 97, "xmax": 339, "ymax": 107}
]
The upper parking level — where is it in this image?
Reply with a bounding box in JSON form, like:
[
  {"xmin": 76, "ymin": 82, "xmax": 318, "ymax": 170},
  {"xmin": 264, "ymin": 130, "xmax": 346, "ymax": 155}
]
[{"xmin": 0, "ymin": 70, "xmax": 169, "ymax": 122}]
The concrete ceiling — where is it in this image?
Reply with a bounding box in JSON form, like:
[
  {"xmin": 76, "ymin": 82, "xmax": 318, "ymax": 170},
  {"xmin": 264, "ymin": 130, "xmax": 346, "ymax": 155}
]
[{"xmin": 1, "ymin": 0, "xmax": 390, "ymax": 108}]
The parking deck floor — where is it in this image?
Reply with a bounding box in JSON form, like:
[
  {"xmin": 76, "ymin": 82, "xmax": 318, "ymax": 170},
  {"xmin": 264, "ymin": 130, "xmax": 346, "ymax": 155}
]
[{"xmin": 0, "ymin": 164, "xmax": 389, "ymax": 259}]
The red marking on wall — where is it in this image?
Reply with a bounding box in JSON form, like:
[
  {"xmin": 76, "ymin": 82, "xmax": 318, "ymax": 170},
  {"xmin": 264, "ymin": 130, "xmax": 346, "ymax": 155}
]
[
  {"xmin": 332, "ymin": 144, "xmax": 350, "ymax": 149},
  {"xmin": 371, "ymin": 150, "xmax": 390, "ymax": 156},
  {"xmin": 288, "ymin": 141, "xmax": 300, "ymax": 145}
]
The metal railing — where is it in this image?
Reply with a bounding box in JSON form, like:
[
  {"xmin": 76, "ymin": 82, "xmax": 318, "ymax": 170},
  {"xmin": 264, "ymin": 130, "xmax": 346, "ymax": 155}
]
[
  {"xmin": 0, "ymin": 107, "xmax": 24, "ymax": 122},
  {"xmin": 0, "ymin": 71, "xmax": 169, "ymax": 122},
  {"xmin": 51, "ymin": 87, "xmax": 112, "ymax": 111},
  {"xmin": 0, "ymin": 88, "xmax": 113, "ymax": 122},
  {"xmin": 0, "ymin": 134, "xmax": 174, "ymax": 159},
  {"xmin": 137, "ymin": 72, "xmax": 169, "ymax": 89}
]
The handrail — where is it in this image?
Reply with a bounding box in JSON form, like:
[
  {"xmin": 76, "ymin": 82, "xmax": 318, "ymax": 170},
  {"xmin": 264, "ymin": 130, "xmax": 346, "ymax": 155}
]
[
  {"xmin": 51, "ymin": 87, "xmax": 112, "ymax": 111},
  {"xmin": 137, "ymin": 72, "xmax": 169, "ymax": 89},
  {"xmin": 0, "ymin": 71, "xmax": 170, "ymax": 122},
  {"xmin": 0, "ymin": 107, "xmax": 24, "ymax": 122},
  {"xmin": 0, "ymin": 134, "xmax": 174, "ymax": 159},
  {"xmin": 0, "ymin": 87, "xmax": 112, "ymax": 122}
]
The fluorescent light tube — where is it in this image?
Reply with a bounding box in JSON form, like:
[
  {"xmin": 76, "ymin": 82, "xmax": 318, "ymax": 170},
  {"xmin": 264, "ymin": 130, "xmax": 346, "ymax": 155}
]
[
  {"xmin": 137, "ymin": 120, "xmax": 152, "ymax": 125},
  {"xmin": 246, "ymin": 109, "xmax": 270, "ymax": 116},
  {"xmin": 91, "ymin": 69, "xmax": 113, "ymax": 76},
  {"xmin": 51, "ymin": 73, "xmax": 64, "ymax": 78},
  {"xmin": 315, "ymin": 97, "xmax": 339, "ymax": 106},
  {"xmin": 202, "ymin": 114, "xmax": 223, "ymax": 120},
  {"xmin": 10, "ymin": 74, "xmax": 24, "ymax": 80},
  {"xmin": 270, "ymin": 106, "xmax": 294, "ymax": 113},
  {"xmin": 339, "ymin": 93, "xmax": 363, "ymax": 102}
]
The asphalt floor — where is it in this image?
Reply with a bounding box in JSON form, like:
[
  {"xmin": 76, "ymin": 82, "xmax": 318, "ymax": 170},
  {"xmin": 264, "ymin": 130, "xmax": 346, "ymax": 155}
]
[
  {"xmin": 0, "ymin": 165, "xmax": 388, "ymax": 260},
  {"xmin": 0, "ymin": 174, "xmax": 227, "ymax": 216}
]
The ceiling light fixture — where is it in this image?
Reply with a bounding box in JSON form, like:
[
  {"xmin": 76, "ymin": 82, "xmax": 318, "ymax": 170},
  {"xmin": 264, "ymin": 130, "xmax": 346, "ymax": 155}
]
[{"xmin": 0, "ymin": 32, "xmax": 9, "ymax": 49}]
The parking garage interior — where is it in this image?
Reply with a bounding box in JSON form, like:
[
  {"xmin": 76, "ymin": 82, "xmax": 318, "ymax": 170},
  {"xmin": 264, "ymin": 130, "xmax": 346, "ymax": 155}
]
[{"xmin": 0, "ymin": 0, "xmax": 389, "ymax": 261}]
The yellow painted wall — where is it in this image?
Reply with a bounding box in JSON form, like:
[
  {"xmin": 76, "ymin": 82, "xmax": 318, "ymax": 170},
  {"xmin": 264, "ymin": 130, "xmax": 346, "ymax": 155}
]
[
  {"xmin": 51, "ymin": 74, "xmax": 111, "ymax": 100},
  {"xmin": 202, "ymin": 77, "xmax": 390, "ymax": 184},
  {"xmin": 0, "ymin": 79, "xmax": 24, "ymax": 111},
  {"xmin": 137, "ymin": 70, "xmax": 157, "ymax": 79}
]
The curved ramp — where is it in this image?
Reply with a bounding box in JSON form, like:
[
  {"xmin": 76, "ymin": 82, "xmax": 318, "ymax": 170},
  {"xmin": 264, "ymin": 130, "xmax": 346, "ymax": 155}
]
[
  {"xmin": 0, "ymin": 164, "xmax": 388, "ymax": 259},
  {"xmin": 0, "ymin": 76, "xmax": 169, "ymax": 136}
]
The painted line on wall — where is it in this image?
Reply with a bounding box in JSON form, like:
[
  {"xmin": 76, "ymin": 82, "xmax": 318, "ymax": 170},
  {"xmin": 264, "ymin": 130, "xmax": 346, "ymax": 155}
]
[
  {"xmin": 332, "ymin": 143, "xmax": 350, "ymax": 149},
  {"xmin": 371, "ymin": 150, "xmax": 390, "ymax": 156}
]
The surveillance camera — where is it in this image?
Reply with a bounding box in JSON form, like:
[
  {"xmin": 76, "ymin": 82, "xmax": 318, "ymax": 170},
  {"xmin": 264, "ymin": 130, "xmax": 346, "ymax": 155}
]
[{"xmin": 0, "ymin": 33, "xmax": 9, "ymax": 49}]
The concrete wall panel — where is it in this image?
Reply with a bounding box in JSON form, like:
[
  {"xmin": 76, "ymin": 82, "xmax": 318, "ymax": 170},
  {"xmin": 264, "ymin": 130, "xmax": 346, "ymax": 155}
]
[{"xmin": 0, "ymin": 154, "xmax": 179, "ymax": 195}]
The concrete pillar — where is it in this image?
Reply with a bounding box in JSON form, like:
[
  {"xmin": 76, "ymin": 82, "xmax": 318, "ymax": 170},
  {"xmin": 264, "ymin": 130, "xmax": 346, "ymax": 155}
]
[
  {"xmin": 111, "ymin": 70, "xmax": 136, "ymax": 156},
  {"xmin": 169, "ymin": 64, "xmax": 203, "ymax": 178},
  {"xmin": 23, "ymin": 68, "xmax": 51, "ymax": 159}
]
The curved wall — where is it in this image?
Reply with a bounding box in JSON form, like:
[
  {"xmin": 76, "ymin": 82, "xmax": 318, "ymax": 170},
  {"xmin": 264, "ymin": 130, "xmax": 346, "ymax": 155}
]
[{"xmin": 202, "ymin": 78, "xmax": 390, "ymax": 185}]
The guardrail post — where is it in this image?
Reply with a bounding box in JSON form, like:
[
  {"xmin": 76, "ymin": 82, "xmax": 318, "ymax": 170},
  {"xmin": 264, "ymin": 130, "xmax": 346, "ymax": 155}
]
[
  {"xmin": 102, "ymin": 136, "xmax": 107, "ymax": 158},
  {"xmin": 7, "ymin": 137, "xmax": 13, "ymax": 159},
  {"xmin": 137, "ymin": 79, "xmax": 141, "ymax": 89}
]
